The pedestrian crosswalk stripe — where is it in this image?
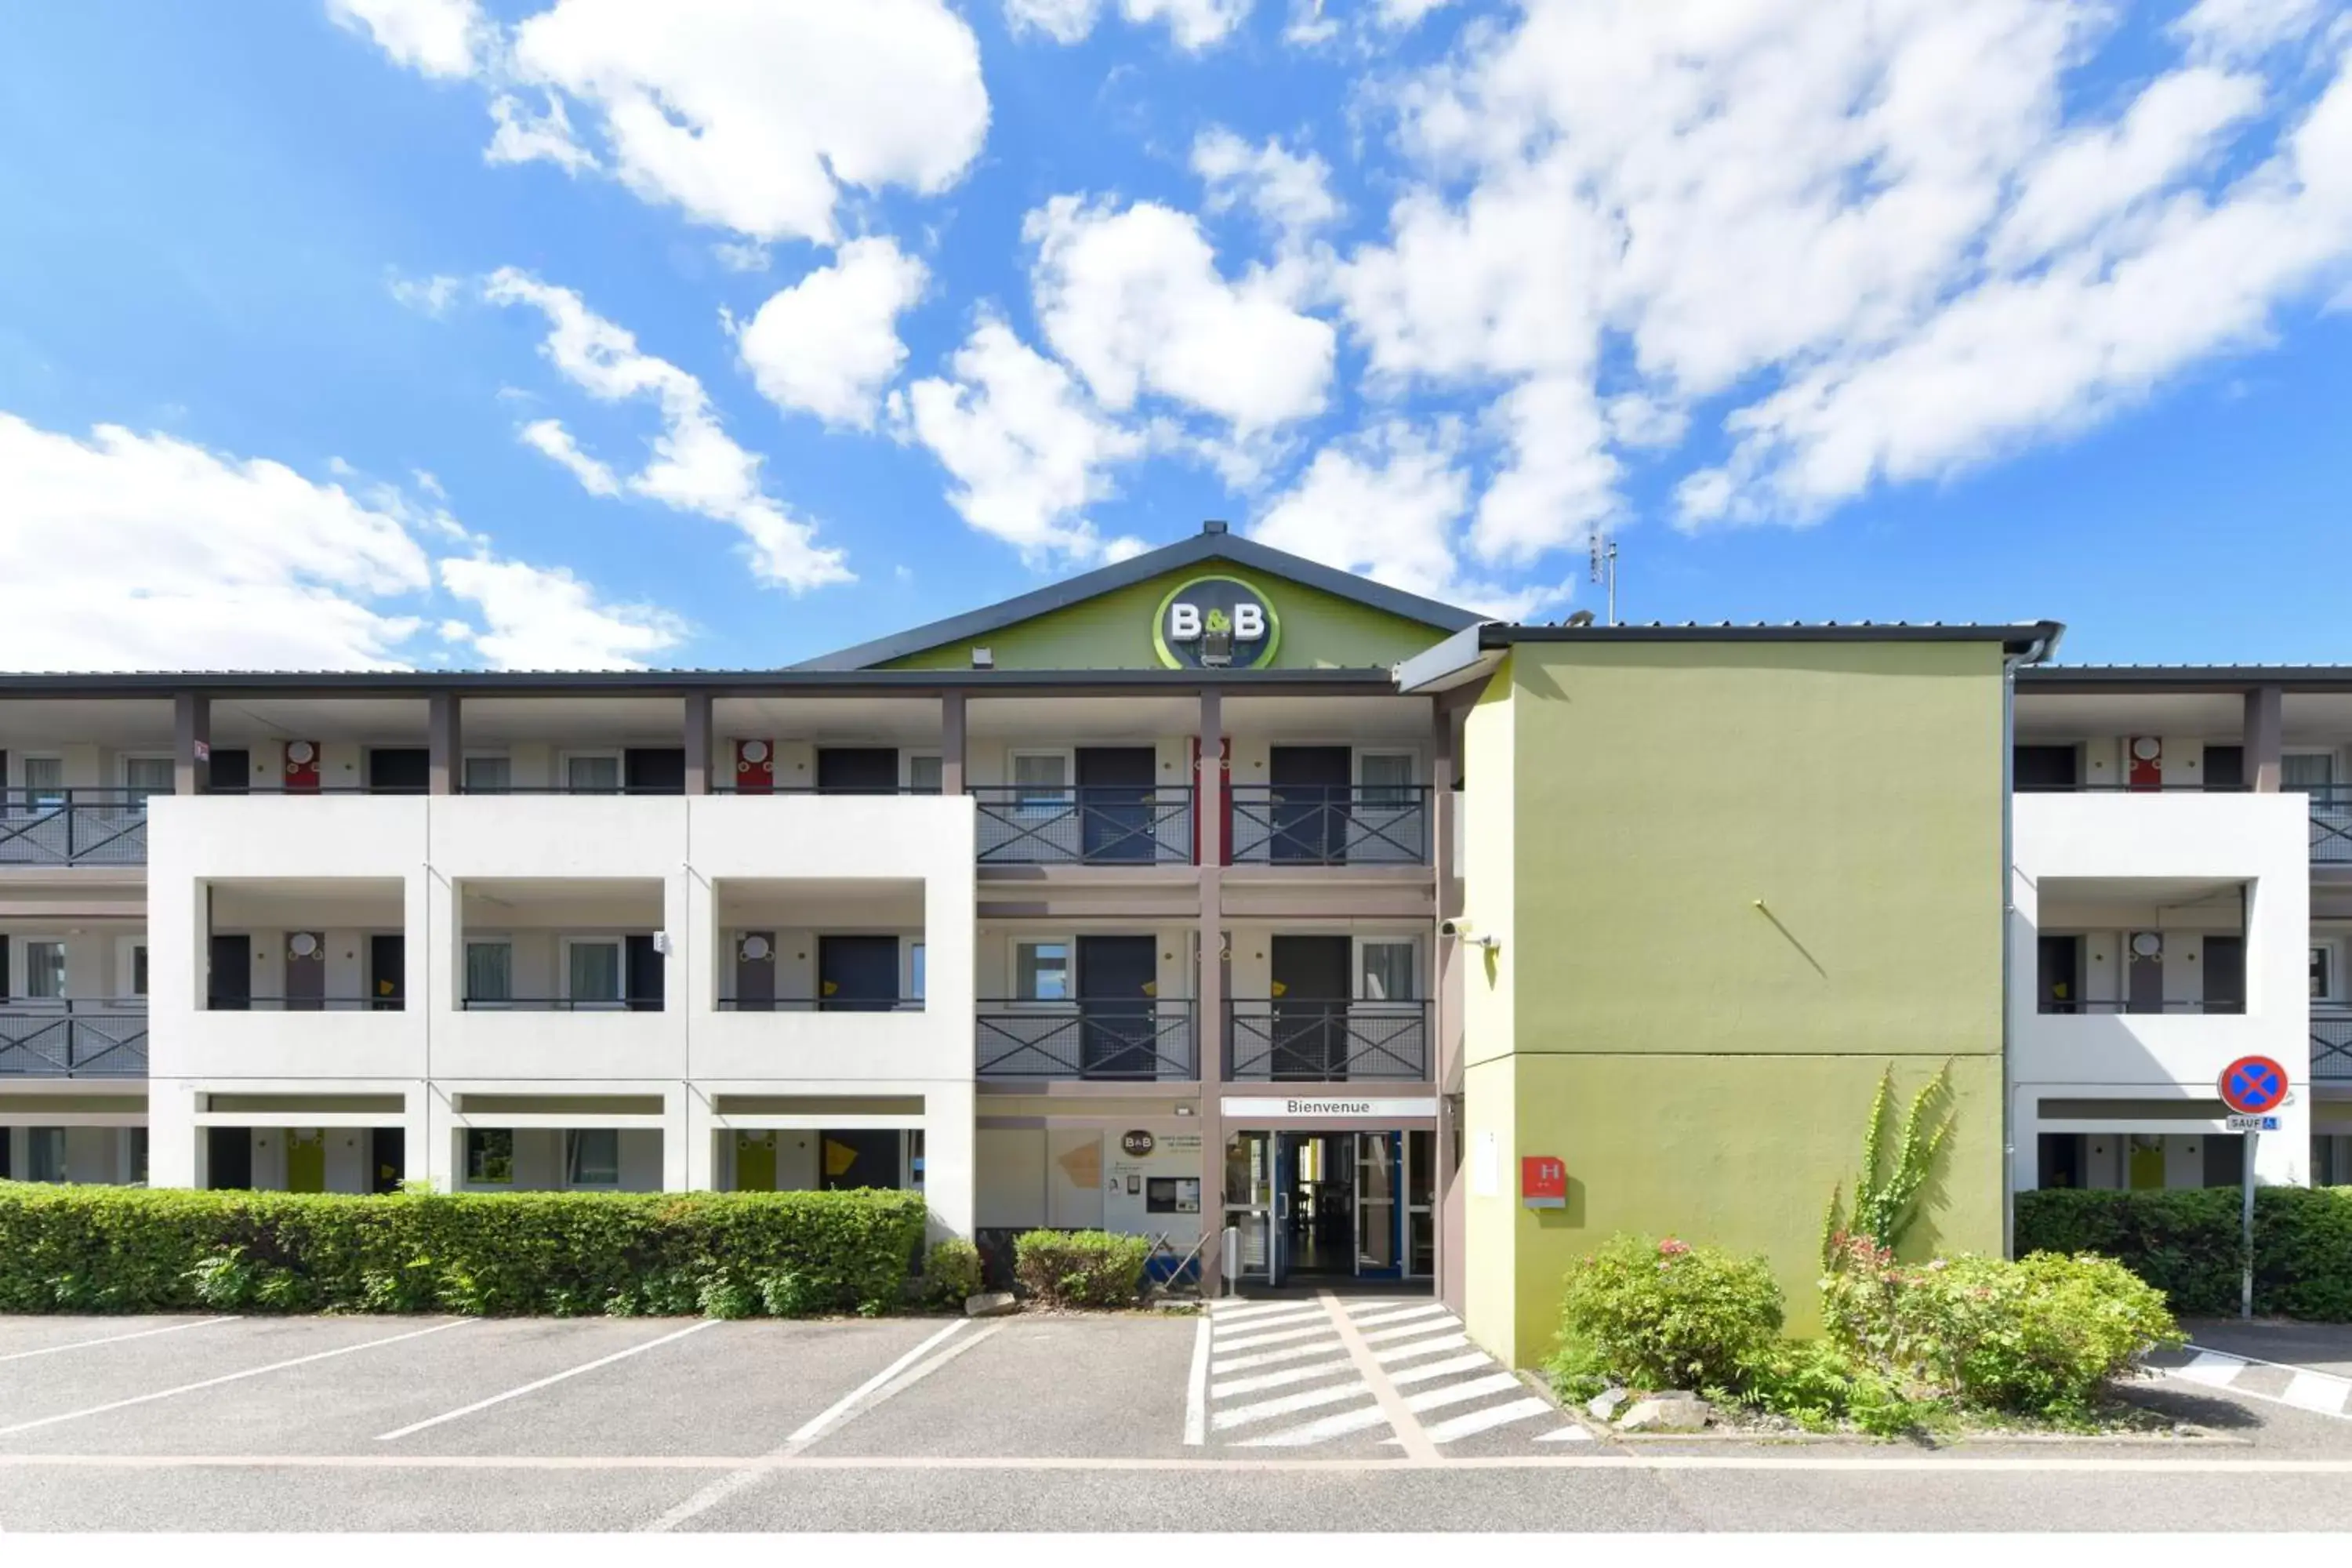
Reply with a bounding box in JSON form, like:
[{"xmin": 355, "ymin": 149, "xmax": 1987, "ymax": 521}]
[
  {"xmin": 1236, "ymin": 1403, "xmax": 1392, "ymax": 1447},
  {"xmin": 1210, "ymin": 1301, "xmax": 1312, "ymax": 1321},
  {"xmin": 1359, "ymin": 1319, "xmax": 1461, "ymax": 1345},
  {"xmin": 1212, "ymin": 1338, "xmax": 1345, "ymax": 1375},
  {"xmin": 1372, "ymin": 1332, "xmax": 1470, "ymax": 1363},
  {"xmin": 1211, "ymin": 1306, "xmax": 1327, "ymax": 1332},
  {"xmin": 1403, "ymin": 1371, "xmax": 1525, "ymax": 1414},
  {"xmin": 2173, "ymin": 1350, "xmax": 2245, "ymax": 1387},
  {"xmin": 1212, "ymin": 1358, "xmax": 1356, "ymax": 1399},
  {"xmin": 1536, "ymin": 1423, "xmax": 1598, "ymax": 1443},
  {"xmin": 1347, "ymin": 1303, "xmax": 1450, "ymax": 1329},
  {"xmin": 1421, "ymin": 1397, "xmax": 1555, "ymax": 1444},
  {"xmin": 1212, "ymin": 1380, "xmax": 1374, "ymax": 1432},
  {"xmin": 2156, "ymin": 1345, "xmax": 2352, "ymax": 1422},
  {"xmin": 1217, "ymin": 1323, "xmax": 1339, "ymax": 1352},
  {"xmin": 2286, "ymin": 1371, "xmax": 2352, "ymax": 1414},
  {"xmin": 1386, "ymin": 1352, "xmax": 1493, "ymax": 1387}
]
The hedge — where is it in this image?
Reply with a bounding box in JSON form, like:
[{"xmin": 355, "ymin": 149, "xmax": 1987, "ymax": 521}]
[
  {"xmin": 2016, "ymin": 1185, "xmax": 2352, "ymax": 1320},
  {"xmin": 0, "ymin": 1182, "xmax": 929, "ymax": 1318},
  {"xmin": 1012, "ymin": 1229, "xmax": 1152, "ymax": 1308}
]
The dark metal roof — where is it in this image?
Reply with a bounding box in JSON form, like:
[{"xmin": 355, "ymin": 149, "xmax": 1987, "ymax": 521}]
[
  {"xmin": 0, "ymin": 667, "xmax": 1405, "ymax": 699},
  {"xmin": 2020, "ymin": 665, "xmax": 2352, "ymax": 694},
  {"xmin": 1482, "ymin": 619, "xmax": 2066, "ymax": 655},
  {"xmin": 791, "ymin": 524, "xmax": 1483, "ymax": 672}
]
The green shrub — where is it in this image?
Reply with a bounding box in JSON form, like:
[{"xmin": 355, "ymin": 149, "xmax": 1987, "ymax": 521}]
[
  {"xmin": 1733, "ymin": 1338, "xmax": 1929, "ymax": 1438},
  {"xmin": 1553, "ymin": 1234, "xmax": 1784, "ymax": 1392},
  {"xmin": 1011, "ymin": 1229, "xmax": 1151, "ymax": 1308},
  {"xmin": 924, "ymin": 1238, "xmax": 984, "ymax": 1308},
  {"xmin": 1824, "ymin": 1235, "xmax": 2180, "ymax": 1417},
  {"xmin": 2016, "ymin": 1185, "xmax": 2352, "ymax": 1321},
  {"xmin": 0, "ymin": 1182, "xmax": 927, "ymax": 1319}
]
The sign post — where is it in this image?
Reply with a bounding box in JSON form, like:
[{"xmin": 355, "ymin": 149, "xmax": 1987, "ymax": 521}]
[{"xmin": 2218, "ymin": 1054, "xmax": 2290, "ymax": 1323}]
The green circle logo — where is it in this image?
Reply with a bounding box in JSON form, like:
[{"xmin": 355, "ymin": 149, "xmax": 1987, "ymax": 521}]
[{"xmin": 1153, "ymin": 576, "xmax": 1279, "ymax": 669}]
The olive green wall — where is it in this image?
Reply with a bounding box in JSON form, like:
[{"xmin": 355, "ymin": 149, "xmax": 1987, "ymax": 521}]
[
  {"xmin": 879, "ymin": 561, "xmax": 1453, "ymax": 670},
  {"xmin": 1459, "ymin": 641, "xmax": 2009, "ymax": 1365}
]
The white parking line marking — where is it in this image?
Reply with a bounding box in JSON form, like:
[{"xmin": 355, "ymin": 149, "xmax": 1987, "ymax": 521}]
[
  {"xmin": 1207, "ymin": 1301, "xmax": 1308, "ymax": 1321},
  {"xmin": 1536, "ymin": 1424, "xmax": 1598, "ymax": 1443},
  {"xmin": 376, "ymin": 1320, "xmax": 720, "ymax": 1442},
  {"xmin": 1372, "ymin": 1332, "xmax": 1470, "ymax": 1363},
  {"xmin": 1234, "ymin": 1404, "xmax": 1391, "ymax": 1448},
  {"xmin": 1212, "ymin": 1339, "xmax": 1348, "ymax": 1374},
  {"xmin": 1421, "ymin": 1398, "xmax": 1554, "ymax": 1444},
  {"xmin": 1386, "ymin": 1352, "xmax": 1492, "ymax": 1388},
  {"xmin": 786, "ymin": 1319, "xmax": 971, "ymax": 1445},
  {"xmin": 0, "ymin": 1319, "xmax": 474, "ymax": 1437},
  {"xmin": 1216, "ymin": 1323, "xmax": 1338, "ymax": 1352},
  {"xmin": 0, "ymin": 1319, "xmax": 238, "ymax": 1364},
  {"xmin": 1210, "ymin": 1380, "xmax": 1372, "ymax": 1432},
  {"xmin": 1348, "ymin": 1304, "xmax": 1450, "ymax": 1330},
  {"xmin": 2173, "ymin": 1350, "xmax": 2246, "ymax": 1388},
  {"xmin": 1212, "ymin": 1358, "xmax": 1356, "ymax": 1399},
  {"xmin": 1185, "ymin": 1316, "xmax": 1210, "ymax": 1447},
  {"xmin": 1359, "ymin": 1319, "xmax": 1461, "ymax": 1345},
  {"xmin": 1403, "ymin": 1372, "xmax": 1524, "ymax": 1414},
  {"xmin": 2284, "ymin": 1371, "xmax": 2352, "ymax": 1415}
]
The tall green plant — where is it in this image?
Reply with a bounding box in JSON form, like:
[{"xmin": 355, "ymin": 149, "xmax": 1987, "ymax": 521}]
[{"xmin": 1823, "ymin": 1061, "xmax": 1955, "ymax": 1267}]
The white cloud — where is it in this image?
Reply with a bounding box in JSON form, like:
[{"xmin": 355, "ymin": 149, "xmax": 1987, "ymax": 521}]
[
  {"xmin": 1251, "ymin": 421, "xmax": 1555, "ymax": 617},
  {"xmin": 1378, "ymin": 0, "xmax": 1454, "ymax": 26},
  {"xmin": 735, "ymin": 238, "xmax": 929, "ymax": 429},
  {"xmin": 1282, "ymin": 1, "xmax": 1337, "ymax": 47},
  {"xmin": 485, "ymin": 93, "xmax": 597, "ymax": 173},
  {"xmin": 438, "ymin": 555, "xmax": 685, "ymax": 670},
  {"xmin": 517, "ymin": 418, "xmax": 621, "ymax": 496},
  {"xmin": 1192, "ymin": 129, "xmax": 1341, "ymax": 241},
  {"xmin": 388, "ymin": 271, "xmax": 463, "ymax": 317},
  {"xmin": 486, "ymin": 267, "xmax": 851, "ymax": 590},
  {"xmin": 1338, "ymin": 2, "xmax": 2352, "ymax": 554},
  {"xmin": 1005, "ymin": 0, "xmax": 1252, "ymax": 50},
  {"xmin": 1027, "ymin": 195, "xmax": 1335, "ymax": 430},
  {"xmin": 901, "ymin": 314, "xmax": 1145, "ymax": 562},
  {"xmin": 327, "ymin": 0, "xmax": 485, "ymax": 78}
]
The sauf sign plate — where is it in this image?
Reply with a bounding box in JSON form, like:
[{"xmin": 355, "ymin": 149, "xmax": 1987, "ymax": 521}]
[{"xmin": 1155, "ymin": 575, "xmax": 1279, "ymax": 669}]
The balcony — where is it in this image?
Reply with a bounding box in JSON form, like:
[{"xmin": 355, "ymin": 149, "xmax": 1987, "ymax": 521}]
[
  {"xmin": 2310, "ymin": 788, "xmax": 2352, "ymax": 866},
  {"xmin": 976, "ymin": 1000, "xmax": 1198, "ymax": 1081},
  {"xmin": 0, "ymin": 789, "xmax": 153, "ymax": 867},
  {"xmin": 1228, "ymin": 786, "xmax": 1430, "ymax": 866},
  {"xmin": 0, "ymin": 1001, "xmax": 148, "ymax": 1076},
  {"xmin": 2316, "ymin": 1014, "xmax": 2352, "ymax": 1083},
  {"xmin": 1225, "ymin": 999, "xmax": 1429, "ymax": 1081},
  {"xmin": 971, "ymin": 786, "xmax": 1194, "ymax": 866}
]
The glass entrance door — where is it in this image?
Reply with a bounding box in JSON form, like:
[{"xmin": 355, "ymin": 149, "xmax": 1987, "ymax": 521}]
[
  {"xmin": 1355, "ymin": 1132, "xmax": 1402, "ymax": 1279},
  {"xmin": 1223, "ymin": 1131, "xmax": 1275, "ymax": 1285}
]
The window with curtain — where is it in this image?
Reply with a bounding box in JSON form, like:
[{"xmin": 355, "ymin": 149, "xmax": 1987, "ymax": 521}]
[
  {"xmin": 1358, "ymin": 753, "xmax": 1414, "ymax": 806},
  {"xmin": 463, "ymin": 755, "xmax": 512, "ymax": 793},
  {"xmin": 564, "ymin": 754, "xmax": 622, "ymax": 793},
  {"xmin": 123, "ymin": 756, "xmax": 173, "ymax": 807},
  {"xmin": 1012, "ymin": 753, "xmax": 1069, "ymax": 809},
  {"xmin": 465, "ymin": 1129, "xmax": 514, "ymax": 1185},
  {"xmin": 131, "ymin": 946, "xmax": 148, "ymax": 999},
  {"xmin": 24, "ymin": 941, "xmax": 65, "ymax": 1000},
  {"xmin": 465, "ymin": 941, "xmax": 513, "ymax": 1005},
  {"xmin": 1016, "ymin": 942, "xmax": 1070, "ymax": 1000},
  {"xmin": 2316, "ymin": 946, "xmax": 2337, "ymax": 1002},
  {"xmin": 29, "ymin": 1127, "xmax": 67, "ymax": 1182},
  {"xmin": 1358, "ymin": 941, "xmax": 1417, "ymax": 1002},
  {"xmin": 907, "ymin": 755, "xmax": 943, "ymax": 795},
  {"xmin": 22, "ymin": 757, "xmax": 64, "ymax": 808},
  {"xmin": 2284, "ymin": 753, "xmax": 2337, "ymax": 793},
  {"xmin": 566, "ymin": 1129, "xmax": 621, "ymax": 1187},
  {"xmin": 565, "ymin": 940, "xmax": 622, "ymax": 1006}
]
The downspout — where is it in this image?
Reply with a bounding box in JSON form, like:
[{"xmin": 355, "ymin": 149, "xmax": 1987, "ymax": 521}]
[{"xmin": 2002, "ymin": 622, "xmax": 2064, "ymax": 1260}]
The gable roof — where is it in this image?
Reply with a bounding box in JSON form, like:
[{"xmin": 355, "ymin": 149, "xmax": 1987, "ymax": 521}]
[{"xmin": 793, "ymin": 524, "xmax": 1485, "ymax": 671}]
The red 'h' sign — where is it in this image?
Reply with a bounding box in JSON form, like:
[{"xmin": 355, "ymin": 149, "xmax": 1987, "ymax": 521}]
[{"xmin": 1522, "ymin": 1156, "xmax": 1566, "ymax": 1207}]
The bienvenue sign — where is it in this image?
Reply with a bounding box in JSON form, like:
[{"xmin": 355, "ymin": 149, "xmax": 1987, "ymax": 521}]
[{"xmin": 1219, "ymin": 1097, "xmax": 1439, "ymax": 1119}]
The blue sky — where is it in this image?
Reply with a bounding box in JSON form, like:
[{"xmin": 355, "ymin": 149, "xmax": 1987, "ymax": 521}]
[{"xmin": 2, "ymin": 0, "xmax": 2350, "ymax": 672}]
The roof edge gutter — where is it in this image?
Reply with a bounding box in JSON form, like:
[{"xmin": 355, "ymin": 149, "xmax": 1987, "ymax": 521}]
[{"xmin": 1393, "ymin": 624, "xmax": 1504, "ymax": 695}]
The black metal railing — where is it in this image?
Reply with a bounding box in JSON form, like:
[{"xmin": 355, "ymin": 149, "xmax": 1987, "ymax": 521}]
[
  {"xmin": 2309, "ymin": 787, "xmax": 2352, "ymax": 866},
  {"xmin": 2037, "ymin": 997, "xmax": 2245, "ymax": 1015},
  {"xmin": 0, "ymin": 788, "xmax": 155, "ymax": 866},
  {"xmin": 2314, "ymin": 1015, "xmax": 2352, "ymax": 1081},
  {"xmin": 1228, "ymin": 785, "xmax": 1430, "ymax": 866},
  {"xmin": 204, "ymin": 996, "xmax": 395, "ymax": 1012},
  {"xmin": 714, "ymin": 997, "xmax": 926, "ymax": 1012},
  {"xmin": 1225, "ymin": 998, "xmax": 1428, "ymax": 1081},
  {"xmin": 201, "ymin": 785, "xmax": 429, "ymax": 795},
  {"xmin": 977, "ymin": 1000, "xmax": 1198, "ymax": 1080},
  {"xmin": 459, "ymin": 996, "xmax": 667, "ymax": 1011},
  {"xmin": 971, "ymin": 785, "xmax": 1194, "ymax": 865},
  {"xmin": 456, "ymin": 784, "xmax": 687, "ymax": 796},
  {"xmin": 0, "ymin": 1001, "xmax": 149, "ymax": 1076}
]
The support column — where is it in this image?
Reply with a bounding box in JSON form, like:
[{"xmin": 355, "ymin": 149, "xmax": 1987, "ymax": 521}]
[
  {"xmin": 684, "ymin": 692, "xmax": 713, "ymax": 796},
  {"xmin": 427, "ymin": 692, "xmax": 462, "ymax": 795},
  {"xmin": 2245, "ymin": 684, "xmax": 2284, "ymax": 793},
  {"xmin": 1196, "ymin": 688, "xmax": 1225, "ymax": 1287},
  {"xmin": 941, "ymin": 691, "xmax": 967, "ymax": 797},
  {"xmin": 173, "ymin": 693, "xmax": 210, "ymax": 795},
  {"xmin": 1431, "ymin": 693, "xmax": 1466, "ymax": 1312}
]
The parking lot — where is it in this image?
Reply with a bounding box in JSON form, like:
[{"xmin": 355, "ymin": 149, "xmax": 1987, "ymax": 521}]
[{"xmin": 5, "ymin": 1298, "xmax": 2352, "ymax": 1531}]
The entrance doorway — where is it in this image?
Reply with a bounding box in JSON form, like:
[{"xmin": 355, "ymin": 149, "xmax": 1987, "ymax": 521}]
[{"xmin": 1222, "ymin": 1129, "xmax": 1430, "ymax": 1287}]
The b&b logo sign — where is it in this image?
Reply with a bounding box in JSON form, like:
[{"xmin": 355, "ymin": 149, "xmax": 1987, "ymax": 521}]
[{"xmin": 1154, "ymin": 575, "xmax": 1279, "ymax": 670}]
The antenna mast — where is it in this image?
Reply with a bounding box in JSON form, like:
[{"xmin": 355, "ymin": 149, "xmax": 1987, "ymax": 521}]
[{"xmin": 1589, "ymin": 531, "xmax": 1619, "ymax": 626}]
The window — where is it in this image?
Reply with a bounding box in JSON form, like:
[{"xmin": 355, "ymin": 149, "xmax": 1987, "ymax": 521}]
[
  {"xmin": 129, "ymin": 944, "xmax": 148, "ymax": 999},
  {"xmin": 465, "ymin": 1129, "xmax": 514, "ymax": 1185},
  {"xmin": 129, "ymin": 1127, "xmax": 149, "ymax": 1185},
  {"xmin": 1015, "ymin": 941, "xmax": 1071, "ymax": 1000},
  {"xmin": 1011, "ymin": 753, "xmax": 1071, "ymax": 809},
  {"xmin": 563, "ymin": 938, "xmax": 623, "ymax": 1007},
  {"xmin": 28, "ymin": 1127, "xmax": 67, "ymax": 1182},
  {"xmin": 1358, "ymin": 939, "xmax": 1417, "ymax": 1002},
  {"xmin": 2315, "ymin": 945, "xmax": 2339, "ymax": 1002},
  {"xmin": 907, "ymin": 754, "xmax": 944, "ymax": 795},
  {"xmin": 908, "ymin": 942, "xmax": 927, "ymax": 1001},
  {"xmin": 462, "ymin": 754, "xmax": 512, "ymax": 793},
  {"xmin": 122, "ymin": 756, "xmax": 174, "ymax": 807},
  {"xmin": 465, "ymin": 940, "xmax": 513, "ymax": 1005},
  {"xmin": 2284, "ymin": 753, "xmax": 2337, "ymax": 793},
  {"xmin": 1357, "ymin": 753, "xmax": 1415, "ymax": 806},
  {"xmin": 563, "ymin": 753, "xmax": 622, "ymax": 793},
  {"xmin": 24, "ymin": 941, "xmax": 65, "ymax": 1000},
  {"xmin": 21, "ymin": 757, "xmax": 64, "ymax": 808},
  {"xmin": 565, "ymin": 1129, "xmax": 621, "ymax": 1188}
]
